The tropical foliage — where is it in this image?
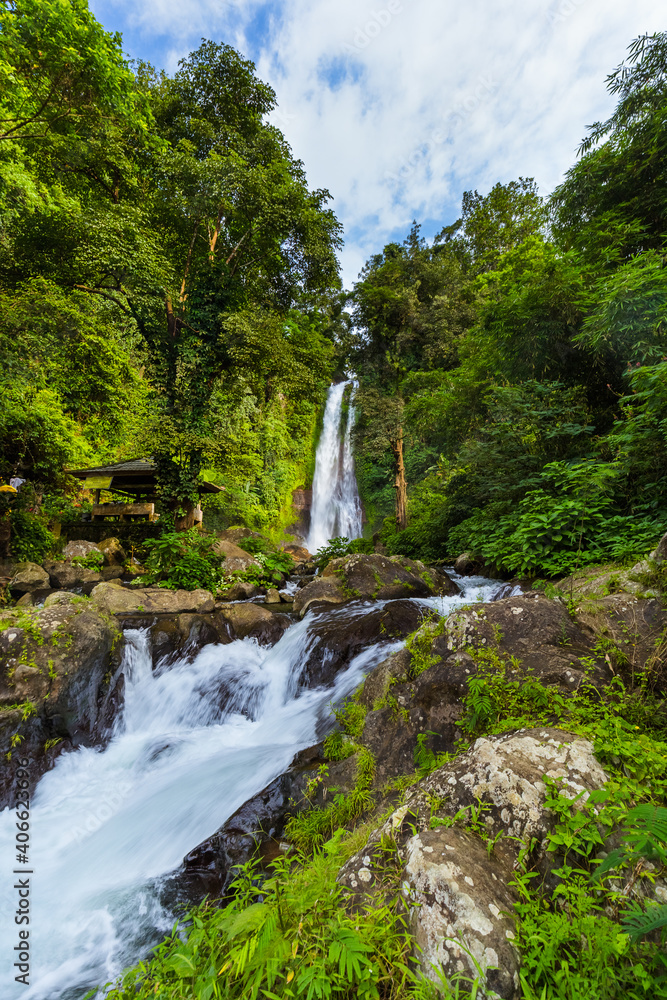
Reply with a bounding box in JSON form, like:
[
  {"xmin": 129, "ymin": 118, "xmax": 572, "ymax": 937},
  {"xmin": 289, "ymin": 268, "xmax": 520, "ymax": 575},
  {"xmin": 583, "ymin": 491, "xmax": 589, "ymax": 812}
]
[
  {"xmin": 0, "ymin": 0, "xmax": 342, "ymax": 551},
  {"xmin": 350, "ymin": 34, "xmax": 667, "ymax": 573}
]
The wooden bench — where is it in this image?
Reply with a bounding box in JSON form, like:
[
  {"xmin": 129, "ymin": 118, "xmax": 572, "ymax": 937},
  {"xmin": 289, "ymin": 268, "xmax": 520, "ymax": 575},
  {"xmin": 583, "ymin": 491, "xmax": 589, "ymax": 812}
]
[{"xmin": 92, "ymin": 502, "xmax": 156, "ymax": 522}]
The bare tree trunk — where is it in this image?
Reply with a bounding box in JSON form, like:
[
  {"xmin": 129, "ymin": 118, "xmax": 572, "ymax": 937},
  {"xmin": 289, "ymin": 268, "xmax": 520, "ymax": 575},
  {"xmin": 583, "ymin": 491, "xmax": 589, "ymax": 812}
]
[{"xmin": 392, "ymin": 428, "xmax": 407, "ymax": 531}]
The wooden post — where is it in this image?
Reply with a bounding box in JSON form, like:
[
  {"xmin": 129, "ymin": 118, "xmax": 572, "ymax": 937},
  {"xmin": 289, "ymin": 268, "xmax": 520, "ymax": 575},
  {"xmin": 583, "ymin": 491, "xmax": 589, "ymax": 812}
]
[{"xmin": 174, "ymin": 501, "xmax": 196, "ymax": 532}]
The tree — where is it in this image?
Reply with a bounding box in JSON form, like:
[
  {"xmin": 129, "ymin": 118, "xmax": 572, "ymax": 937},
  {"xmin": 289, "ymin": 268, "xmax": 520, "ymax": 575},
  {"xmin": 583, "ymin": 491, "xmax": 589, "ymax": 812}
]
[
  {"xmin": 350, "ymin": 224, "xmax": 474, "ymax": 529},
  {"xmin": 437, "ymin": 178, "xmax": 547, "ymax": 274},
  {"xmin": 0, "ymin": 0, "xmax": 152, "ymax": 211},
  {"xmin": 125, "ymin": 42, "xmax": 343, "ymax": 517},
  {"xmin": 552, "ymin": 33, "xmax": 667, "ymax": 262},
  {"xmin": 1, "ymin": 34, "xmax": 343, "ymax": 522}
]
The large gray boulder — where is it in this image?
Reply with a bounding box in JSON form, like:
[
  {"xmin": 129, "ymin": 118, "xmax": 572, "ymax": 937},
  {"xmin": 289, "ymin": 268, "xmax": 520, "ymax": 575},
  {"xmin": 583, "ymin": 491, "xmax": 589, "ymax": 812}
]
[
  {"xmin": 90, "ymin": 582, "xmax": 215, "ymax": 615},
  {"xmin": 9, "ymin": 562, "xmax": 50, "ymax": 594},
  {"xmin": 292, "ymin": 575, "xmax": 348, "ymax": 615},
  {"xmin": 219, "ymin": 580, "xmax": 263, "ymax": 601},
  {"xmin": 454, "ymin": 551, "xmax": 481, "ymax": 576},
  {"xmin": 293, "ymin": 553, "xmax": 457, "ymax": 616},
  {"xmin": 441, "ymin": 592, "xmax": 612, "ymax": 691},
  {"xmin": 45, "ymin": 560, "xmax": 102, "ymax": 591},
  {"xmin": 282, "ymin": 542, "xmax": 311, "ymax": 563},
  {"xmin": 62, "ymin": 539, "xmax": 103, "ymax": 562},
  {"xmin": 213, "ymin": 538, "xmax": 261, "ymax": 574},
  {"xmin": 337, "ymin": 728, "xmax": 609, "ymax": 999},
  {"xmin": 347, "ymin": 592, "xmax": 623, "ymax": 788},
  {"xmin": 214, "ymin": 603, "xmax": 289, "ymax": 646},
  {"xmin": 297, "ymin": 600, "xmax": 424, "ymax": 690},
  {"xmin": 651, "ymin": 532, "xmax": 667, "ymax": 564},
  {"xmin": 97, "ymin": 536, "xmax": 126, "ymax": 566}
]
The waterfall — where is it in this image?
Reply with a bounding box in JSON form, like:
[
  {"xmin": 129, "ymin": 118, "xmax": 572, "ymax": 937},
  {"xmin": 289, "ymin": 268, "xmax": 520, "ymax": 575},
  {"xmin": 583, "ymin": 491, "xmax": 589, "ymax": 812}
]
[{"xmin": 307, "ymin": 381, "xmax": 363, "ymax": 554}]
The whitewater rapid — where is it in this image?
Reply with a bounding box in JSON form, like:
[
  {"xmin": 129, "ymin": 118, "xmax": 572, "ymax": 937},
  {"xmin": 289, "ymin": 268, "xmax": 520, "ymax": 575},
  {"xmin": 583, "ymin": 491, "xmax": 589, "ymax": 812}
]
[{"xmin": 0, "ymin": 575, "xmax": 507, "ymax": 999}]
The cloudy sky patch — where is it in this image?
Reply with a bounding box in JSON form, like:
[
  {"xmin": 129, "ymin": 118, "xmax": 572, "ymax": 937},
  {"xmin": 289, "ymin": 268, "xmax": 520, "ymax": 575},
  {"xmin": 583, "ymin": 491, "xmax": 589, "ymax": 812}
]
[{"xmin": 90, "ymin": 0, "xmax": 665, "ymax": 285}]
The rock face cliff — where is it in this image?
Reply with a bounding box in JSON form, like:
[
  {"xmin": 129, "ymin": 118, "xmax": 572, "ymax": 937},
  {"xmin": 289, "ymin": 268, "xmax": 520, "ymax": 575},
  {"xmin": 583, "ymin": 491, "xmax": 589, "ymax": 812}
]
[{"xmin": 0, "ymin": 593, "xmax": 125, "ymax": 807}]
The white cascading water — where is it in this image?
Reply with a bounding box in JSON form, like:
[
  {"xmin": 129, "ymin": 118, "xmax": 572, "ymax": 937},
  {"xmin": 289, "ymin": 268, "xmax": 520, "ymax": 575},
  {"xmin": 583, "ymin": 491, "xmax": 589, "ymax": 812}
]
[
  {"xmin": 0, "ymin": 575, "xmax": 511, "ymax": 999},
  {"xmin": 307, "ymin": 381, "xmax": 363, "ymax": 554}
]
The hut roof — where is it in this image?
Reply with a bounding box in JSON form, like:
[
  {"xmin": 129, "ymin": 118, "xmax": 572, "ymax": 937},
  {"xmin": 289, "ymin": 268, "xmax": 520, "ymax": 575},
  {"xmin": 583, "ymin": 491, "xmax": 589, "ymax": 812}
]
[{"xmin": 68, "ymin": 459, "xmax": 222, "ymax": 495}]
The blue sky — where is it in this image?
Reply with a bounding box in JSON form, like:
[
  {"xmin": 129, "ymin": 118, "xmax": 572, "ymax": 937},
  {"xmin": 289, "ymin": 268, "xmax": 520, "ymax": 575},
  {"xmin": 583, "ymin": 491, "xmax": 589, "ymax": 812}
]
[{"xmin": 89, "ymin": 0, "xmax": 666, "ymax": 286}]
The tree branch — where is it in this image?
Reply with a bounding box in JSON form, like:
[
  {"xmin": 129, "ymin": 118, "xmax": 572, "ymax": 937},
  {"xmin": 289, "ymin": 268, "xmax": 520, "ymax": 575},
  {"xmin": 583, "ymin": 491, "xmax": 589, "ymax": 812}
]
[{"xmin": 73, "ymin": 284, "xmax": 133, "ymax": 316}]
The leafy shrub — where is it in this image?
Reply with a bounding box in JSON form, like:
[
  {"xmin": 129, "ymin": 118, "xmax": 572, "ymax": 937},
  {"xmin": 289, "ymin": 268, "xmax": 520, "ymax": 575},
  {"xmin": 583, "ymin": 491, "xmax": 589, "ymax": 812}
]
[
  {"xmin": 314, "ymin": 535, "xmax": 374, "ymax": 571},
  {"xmin": 232, "ymin": 536, "xmax": 295, "ymax": 583},
  {"xmin": 71, "ymin": 550, "xmax": 104, "ymax": 571},
  {"xmin": 448, "ymin": 460, "xmax": 665, "ymax": 576},
  {"xmin": 323, "ymin": 699, "xmax": 368, "ymax": 761},
  {"xmin": 10, "ymin": 510, "xmax": 55, "ymax": 562},
  {"xmin": 405, "ymin": 615, "xmax": 444, "ymax": 678},
  {"xmin": 285, "ymin": 746, "xmax": 376, "ymax": 855},
  {"xmin": 137, "ymin": 530, "xmax": 221, "ymax": 591}
]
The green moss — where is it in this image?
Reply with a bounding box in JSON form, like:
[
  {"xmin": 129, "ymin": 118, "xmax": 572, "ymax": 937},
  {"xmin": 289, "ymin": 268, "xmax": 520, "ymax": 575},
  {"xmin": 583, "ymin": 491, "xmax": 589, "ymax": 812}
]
[{"xmin": 405, "ymin": 615, "xmax": 445, "ymax": 678}]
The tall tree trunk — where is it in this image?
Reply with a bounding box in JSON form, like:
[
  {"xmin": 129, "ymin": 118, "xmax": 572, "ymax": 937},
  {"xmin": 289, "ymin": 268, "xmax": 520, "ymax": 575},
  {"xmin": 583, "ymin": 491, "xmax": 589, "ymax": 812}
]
[{"xmin": 391, "ymin": 428, "xmax": 407, "ymax": 531}]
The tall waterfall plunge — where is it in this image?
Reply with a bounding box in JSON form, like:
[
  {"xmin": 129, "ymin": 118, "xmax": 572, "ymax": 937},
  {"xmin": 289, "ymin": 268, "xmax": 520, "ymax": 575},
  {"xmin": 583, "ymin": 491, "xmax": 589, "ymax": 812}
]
[{"xmin": 306, "ymin": 381, "xmax": 363, "ymax": 554}]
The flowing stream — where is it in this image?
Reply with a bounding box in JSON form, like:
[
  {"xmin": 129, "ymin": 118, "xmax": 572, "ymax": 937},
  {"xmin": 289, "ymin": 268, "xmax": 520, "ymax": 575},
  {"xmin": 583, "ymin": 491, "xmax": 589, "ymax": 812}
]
[
  {"xmin": 307, "ymin": 381, "xmax": 362, "ymax": 554},
  {"xmin": 0, "ymin": 575, "xmax": 504, "ymax": 1000}
]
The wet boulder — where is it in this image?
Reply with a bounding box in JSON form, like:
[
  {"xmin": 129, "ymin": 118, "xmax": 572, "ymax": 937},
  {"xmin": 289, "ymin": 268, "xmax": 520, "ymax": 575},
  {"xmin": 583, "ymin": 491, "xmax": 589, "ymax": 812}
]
[
  {"xmin": 348, "ymin": 593, "xmax": 622, "ymax": 789},
  {"xmin": 653, "ymin": 531, "xmax": 667, "ymax": 563},
  {"xmin": 292, "ymin": 575, "xmax": 348, "ymax": 615},
  {"xmin": 44, "ymin": 559, "xmax": 103, "ymax": 592},
  {"xmin": 299, "ymin": 600, "xmax": 425, "ymax": 689},
  {"xmin": 90, "ymin": 582, "xmax": 215, "ymax": 615},
  {"xmin": 213, "ymin": 538, "xmax": 261, "ymax": 574},
  {"xmin": 293, "ymin": 553, "xmax": 457, "ymax": 616},
  {"xmin": 441, "ymin": 592, "xmax": 612, "ymax": 692},
  {"xmin": 98, "ymin": 537, "xmax": 126, "ymax": 566},
  {"xmin": 0, "ymin": 593, "xmax": 125, "ymax": 807},
  {"xmin": 214, "ymin": 603, "xmax": 290, "ymax": 646},
  {"xmin": 62, "ymin": 539, "xmax": 103, "ymax": 562},
  {"xmin": 219, "ymin": 580, "xmax": 263, "ymax": 601},
  {"xmin": 454, "ymin": 551, "xmax": 481, "ymax": 576},
  {"xmin": 182, "ymin": 744, "xmax": 325, "ymax": 897},
  {"xmin": 147, "ymin": 614, "xmax": 232, "ymax": 668},
  {"xmin": 282, "ymin": 543, "xmax": 312, "ymax": 563},
  {"xmin": 9, "ymin": 562, "xmax": 50, "ymax": 595}
]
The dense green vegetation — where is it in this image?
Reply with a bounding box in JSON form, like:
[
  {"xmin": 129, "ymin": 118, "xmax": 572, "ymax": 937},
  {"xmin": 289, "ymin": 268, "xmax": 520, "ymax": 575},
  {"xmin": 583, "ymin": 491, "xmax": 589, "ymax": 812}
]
[
  {"xmin": 0, "ymin": 0, "xmax": 345, "ymax": 554},
  {"xmin": 3, "ymin": 5, "xmax": 667, "ymax": 998},
  {"xmin": 351, "ymin": 34, "xmax": 667, "ymax": 575}
]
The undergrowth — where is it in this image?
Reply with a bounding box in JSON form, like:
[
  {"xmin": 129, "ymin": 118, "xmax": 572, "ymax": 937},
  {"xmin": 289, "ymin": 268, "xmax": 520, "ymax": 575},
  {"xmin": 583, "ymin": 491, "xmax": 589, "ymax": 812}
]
[
  {"xmin": 99, "ymin": 821, "xmax": 481, "ymax": 1000},
  {"xmin": 452, "ymin": 629, "xmax": 667, "ymax": 998}
]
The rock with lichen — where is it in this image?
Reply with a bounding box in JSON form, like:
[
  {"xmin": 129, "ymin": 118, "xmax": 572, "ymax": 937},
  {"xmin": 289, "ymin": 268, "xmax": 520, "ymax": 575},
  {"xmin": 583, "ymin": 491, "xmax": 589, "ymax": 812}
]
[{"xmin": 337, "ymin": 728, "xmax": 609, "ymax": 1000}]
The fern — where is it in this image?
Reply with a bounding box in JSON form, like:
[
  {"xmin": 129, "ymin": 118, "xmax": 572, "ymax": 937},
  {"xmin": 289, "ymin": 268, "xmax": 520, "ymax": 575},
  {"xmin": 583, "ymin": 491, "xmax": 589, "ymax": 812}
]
[
  {"xmin": 623, "ymin": 902, "xmax": 667, "ymax": 943},
  {"xmin": 595, "ymin": 804, "xmax": 667, "ymax": 880},
  {"xmin": 464, "ymin": 677, "xmax": 497, "ymax": 733}
]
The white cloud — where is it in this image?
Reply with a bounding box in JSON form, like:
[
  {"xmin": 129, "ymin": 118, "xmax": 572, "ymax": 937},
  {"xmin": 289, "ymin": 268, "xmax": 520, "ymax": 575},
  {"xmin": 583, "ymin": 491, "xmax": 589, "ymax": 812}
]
[{"xmin": 93, "ymin": 0, "xmax": 666, "ymax": 285}]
